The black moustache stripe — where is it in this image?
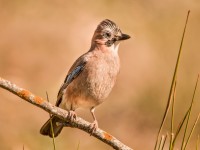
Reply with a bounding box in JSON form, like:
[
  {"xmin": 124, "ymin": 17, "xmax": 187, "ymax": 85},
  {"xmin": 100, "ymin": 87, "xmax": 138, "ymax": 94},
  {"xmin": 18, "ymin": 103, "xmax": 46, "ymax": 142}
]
[{"xmin": 105, "ymin": 38, "xmax": 117, "ymax": 47}]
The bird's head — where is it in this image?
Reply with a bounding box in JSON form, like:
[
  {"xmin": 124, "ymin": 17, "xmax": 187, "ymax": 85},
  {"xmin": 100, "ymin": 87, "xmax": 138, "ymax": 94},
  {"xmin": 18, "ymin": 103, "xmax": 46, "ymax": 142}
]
[{"xmin": 91, "ymin": 19, "xmax": 130, "ymax": 50}]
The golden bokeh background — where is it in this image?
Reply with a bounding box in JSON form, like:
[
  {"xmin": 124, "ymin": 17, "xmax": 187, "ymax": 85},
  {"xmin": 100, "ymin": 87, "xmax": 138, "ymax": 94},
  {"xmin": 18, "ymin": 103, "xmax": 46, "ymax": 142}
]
[{"xmin": 0, "ymin": 0, "xmax": 200, "ymax": 149}]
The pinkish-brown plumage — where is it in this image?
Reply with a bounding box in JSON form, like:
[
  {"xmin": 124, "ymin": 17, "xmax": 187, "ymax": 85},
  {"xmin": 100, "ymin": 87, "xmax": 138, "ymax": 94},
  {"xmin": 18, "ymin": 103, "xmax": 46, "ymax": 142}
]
[{"xmin": 40, "ymin": 19, "xmax": 130, "ymax": 137}]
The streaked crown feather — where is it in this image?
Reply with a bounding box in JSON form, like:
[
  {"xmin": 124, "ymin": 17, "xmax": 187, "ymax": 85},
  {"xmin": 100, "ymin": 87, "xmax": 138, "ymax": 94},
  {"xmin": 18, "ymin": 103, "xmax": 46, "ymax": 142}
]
[{"xmin": 96, "ymin": 19, "xmax": 121, "ymax": 34}]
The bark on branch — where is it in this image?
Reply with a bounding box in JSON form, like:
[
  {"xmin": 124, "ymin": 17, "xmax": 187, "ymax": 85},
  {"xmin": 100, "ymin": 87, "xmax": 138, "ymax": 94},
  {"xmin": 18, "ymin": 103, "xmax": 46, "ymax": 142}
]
[{"xmin": 0, "ymin": 77, "xmax": 133, "ymax": 150}]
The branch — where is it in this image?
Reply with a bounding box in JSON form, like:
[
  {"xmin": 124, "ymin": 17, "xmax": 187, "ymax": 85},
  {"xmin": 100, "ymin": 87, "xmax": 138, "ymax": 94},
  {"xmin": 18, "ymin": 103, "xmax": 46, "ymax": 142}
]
[{"xmin": 0, "ymin": 77, "xmax": 133, "ymax": 150}]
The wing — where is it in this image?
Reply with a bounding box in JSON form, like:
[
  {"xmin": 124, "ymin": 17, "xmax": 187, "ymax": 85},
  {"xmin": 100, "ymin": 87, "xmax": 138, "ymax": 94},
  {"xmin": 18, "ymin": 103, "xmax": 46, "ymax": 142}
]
[{"xmin": 56, "ymin": 61, "xmax": 87, "ymax": 107}]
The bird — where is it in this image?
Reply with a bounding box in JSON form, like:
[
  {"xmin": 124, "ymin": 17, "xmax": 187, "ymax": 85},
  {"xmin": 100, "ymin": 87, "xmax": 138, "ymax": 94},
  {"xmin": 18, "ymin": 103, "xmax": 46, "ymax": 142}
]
[{"xmin": 40, "ymin": 19, "xmax": 130, "ymax": 137}]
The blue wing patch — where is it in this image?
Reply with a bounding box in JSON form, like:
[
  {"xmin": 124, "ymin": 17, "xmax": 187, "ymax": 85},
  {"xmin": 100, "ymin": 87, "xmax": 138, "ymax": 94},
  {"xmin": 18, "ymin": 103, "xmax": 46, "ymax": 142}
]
[
  {"xmin": 64, "ymin": 64, "xmax": 85, "ymax": 84},
  {"xmin": 56, "ymin": 62, "xmax": 86, "ymax": 106}
]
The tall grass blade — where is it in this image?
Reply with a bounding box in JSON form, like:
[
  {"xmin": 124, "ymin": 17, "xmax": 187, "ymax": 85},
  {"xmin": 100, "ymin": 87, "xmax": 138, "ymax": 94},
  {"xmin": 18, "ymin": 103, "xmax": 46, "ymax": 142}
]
[
  {"xmin": 154, "ymin": 10, "xmax": 190, "ymax": 150},
  {"xmin": 184, "ymin": 113, "xmax": 200, "ymax": 150},
  {"xmin": 46, "ymin": 92, "xmax": 56, "ymax": 150},
  {"xmin": 169, "ymin": 81, "xmax": 177, "ymax": 150},
  {"xmin": 172, "ymin": 109, "xmax": 189, "ymax": 147},
  {"xmin": 196, "ymin": 135, "xmax": 199, "ymax": 150},
  {"xmin": 161, "ymin": 134, "xmax": 168, "ymax": 150},
  {"xmin": 158, "ymin": 135, "xmax": 164, "ymax": 150},
  {"xmin": 76, "ymin": 140, "xmax": 80, "ymax": 150},
  {"xmin": 181, "ymin": 75, "xmax": 199, "ymax": 150}
]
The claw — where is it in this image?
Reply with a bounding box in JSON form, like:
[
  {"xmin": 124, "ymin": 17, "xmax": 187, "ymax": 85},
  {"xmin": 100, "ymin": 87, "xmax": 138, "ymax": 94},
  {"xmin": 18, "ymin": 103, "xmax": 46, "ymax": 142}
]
[
  {"xmin": 89, "ymin": 120, "xmax": 98, "ymax": 135},
  {"xmin": 67, "ymin": 110, "xmax": 77, "ymax": 122}
]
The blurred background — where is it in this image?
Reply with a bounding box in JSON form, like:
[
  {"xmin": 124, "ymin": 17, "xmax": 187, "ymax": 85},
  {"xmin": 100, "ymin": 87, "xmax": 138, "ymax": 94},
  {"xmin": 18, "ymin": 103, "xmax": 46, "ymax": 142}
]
[{"xmin": 0, "ymin": 0, "xmax": 200, "ymax": 149}]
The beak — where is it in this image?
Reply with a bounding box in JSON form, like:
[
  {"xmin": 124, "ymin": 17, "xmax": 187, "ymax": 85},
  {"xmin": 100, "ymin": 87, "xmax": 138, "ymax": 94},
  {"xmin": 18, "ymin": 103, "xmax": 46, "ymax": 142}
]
[{"xmin": 117, "ymin": 33, "xmax": 131, "ymax": 41}]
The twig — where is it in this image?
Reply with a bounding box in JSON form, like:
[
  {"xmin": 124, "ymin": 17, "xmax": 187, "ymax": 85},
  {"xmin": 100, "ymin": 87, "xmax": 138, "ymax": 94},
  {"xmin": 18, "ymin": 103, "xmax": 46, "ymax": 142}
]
[{"xmin": 0, "ymin": 77, "xmax": 133, "ymax": 150}]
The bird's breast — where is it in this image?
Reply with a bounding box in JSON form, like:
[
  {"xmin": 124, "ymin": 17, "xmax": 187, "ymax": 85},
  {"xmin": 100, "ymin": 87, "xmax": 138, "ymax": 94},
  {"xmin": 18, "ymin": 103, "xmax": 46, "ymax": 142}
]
[
  {"xmin": 83, "ymin": 52, "xmax": 120, "ymax": 101},
  {"xmin": 65, "ymin": 51, "xmax": 120, "ymax": 109}
]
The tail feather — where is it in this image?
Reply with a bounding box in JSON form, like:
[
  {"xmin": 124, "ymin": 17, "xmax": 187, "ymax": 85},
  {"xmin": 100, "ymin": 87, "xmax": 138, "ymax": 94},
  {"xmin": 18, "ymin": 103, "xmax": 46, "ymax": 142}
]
[{"xmin": 40, "ymin": 116, "xmax": 64, "ymax": 138}]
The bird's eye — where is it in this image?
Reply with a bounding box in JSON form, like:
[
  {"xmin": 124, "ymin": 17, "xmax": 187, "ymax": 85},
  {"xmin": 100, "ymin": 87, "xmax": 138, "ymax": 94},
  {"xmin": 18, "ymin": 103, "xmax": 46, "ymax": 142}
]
[{"xmin": 103, "ymin": 32, "xmax": 111, "ymax": 38}]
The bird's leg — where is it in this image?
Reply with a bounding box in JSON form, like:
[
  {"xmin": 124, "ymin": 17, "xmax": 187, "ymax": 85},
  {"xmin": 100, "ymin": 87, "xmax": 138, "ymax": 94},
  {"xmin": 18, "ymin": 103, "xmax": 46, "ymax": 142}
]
[
  {"xmin": 68, "ymin": 110, "xmax": 77, "ymax": 122},
  {"xmin": 89, "ymin": 107, "xmax": 98, "ymax": 134},
  {"xmin": 67, "ymin": 105, "xmax": 77, "ymax": 122}
]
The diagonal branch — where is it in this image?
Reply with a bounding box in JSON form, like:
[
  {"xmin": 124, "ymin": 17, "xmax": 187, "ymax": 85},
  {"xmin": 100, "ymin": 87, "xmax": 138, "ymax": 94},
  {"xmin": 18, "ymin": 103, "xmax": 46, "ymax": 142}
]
[{"xmin": 0, "ymin": 77, "xmax": 133, "ymax": 150}]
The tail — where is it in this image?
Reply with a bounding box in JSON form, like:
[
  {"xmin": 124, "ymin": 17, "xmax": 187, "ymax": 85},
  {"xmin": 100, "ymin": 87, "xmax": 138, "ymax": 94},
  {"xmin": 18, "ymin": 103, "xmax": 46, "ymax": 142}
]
[{"xmin": 40, "ymin": 116, "xmax": 64, "ymax": 138}]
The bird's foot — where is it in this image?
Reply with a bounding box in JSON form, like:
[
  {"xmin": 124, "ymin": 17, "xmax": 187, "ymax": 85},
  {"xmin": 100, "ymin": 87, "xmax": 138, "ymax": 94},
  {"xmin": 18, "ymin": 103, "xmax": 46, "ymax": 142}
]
[
  {"xmin": 89, "ymin": 120, "xmax": 98, "ymax": 135},
  {"xmin": 67, "ymin": 110, "xmax": 77, "ymax": 122}
]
